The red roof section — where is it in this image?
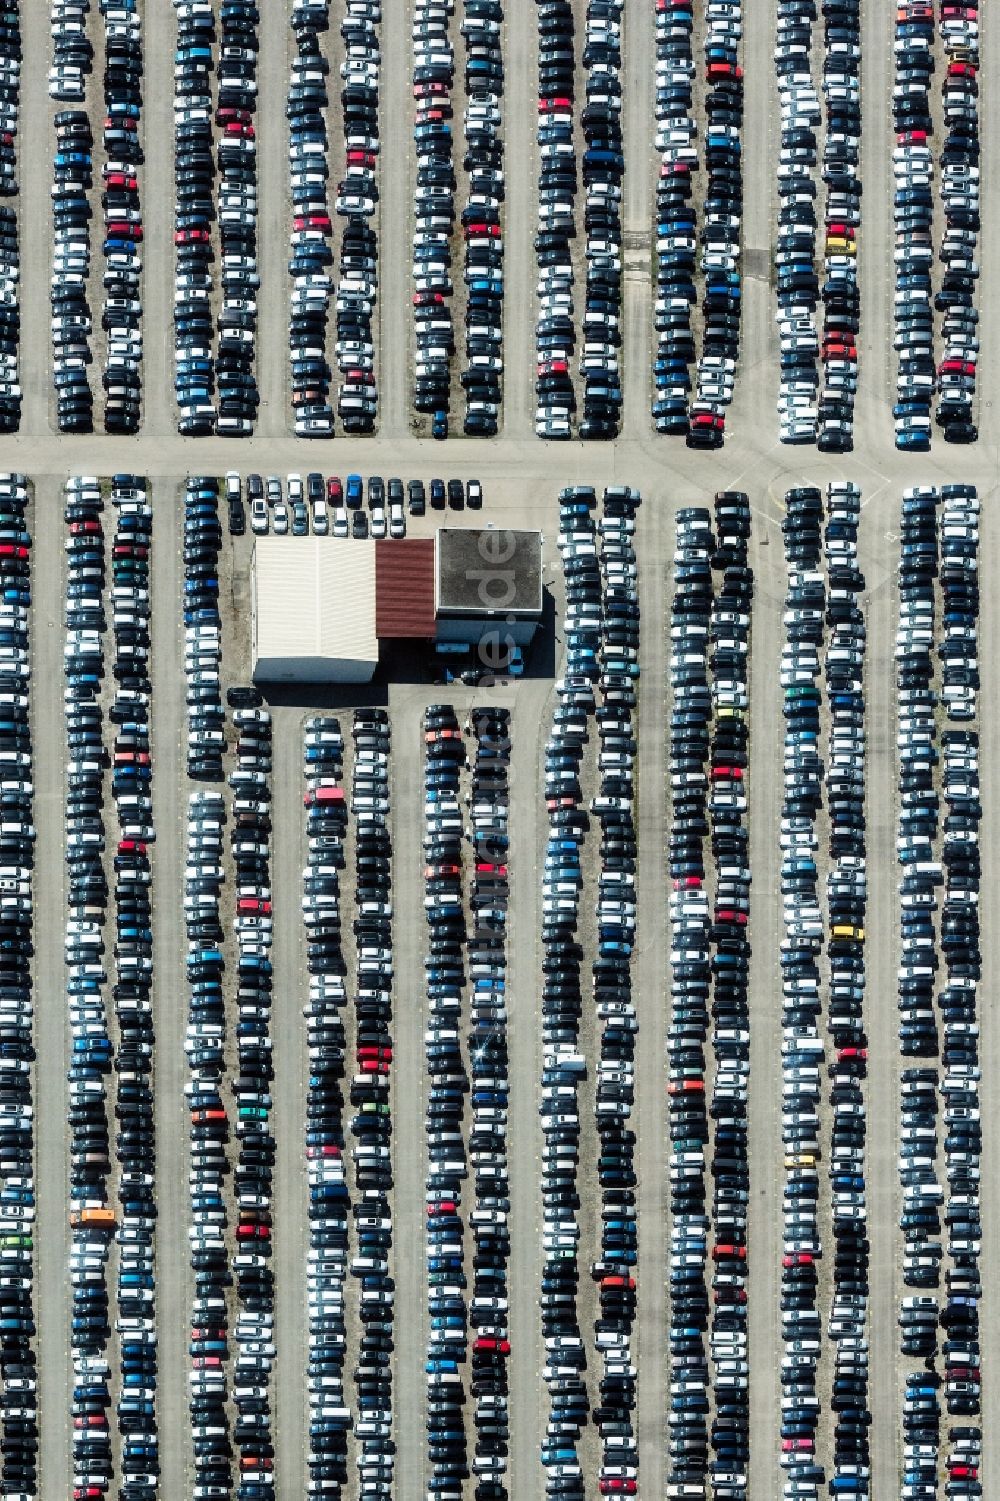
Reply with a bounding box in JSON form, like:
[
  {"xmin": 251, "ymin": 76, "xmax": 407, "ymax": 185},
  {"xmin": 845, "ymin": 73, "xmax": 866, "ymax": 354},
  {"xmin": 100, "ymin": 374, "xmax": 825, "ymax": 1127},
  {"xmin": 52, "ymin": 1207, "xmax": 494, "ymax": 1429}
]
[{"xmin": 375, "ymin": 539, "xmax": 436, "ymax": 638}]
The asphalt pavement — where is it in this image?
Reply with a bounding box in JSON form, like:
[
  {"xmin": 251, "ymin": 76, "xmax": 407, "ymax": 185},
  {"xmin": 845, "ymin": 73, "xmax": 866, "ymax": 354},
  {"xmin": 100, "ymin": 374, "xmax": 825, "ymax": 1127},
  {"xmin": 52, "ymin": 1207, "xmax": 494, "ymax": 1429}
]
[{"xmin": 257, "ymin": 0, "xmax": 288, "ymax": 439}]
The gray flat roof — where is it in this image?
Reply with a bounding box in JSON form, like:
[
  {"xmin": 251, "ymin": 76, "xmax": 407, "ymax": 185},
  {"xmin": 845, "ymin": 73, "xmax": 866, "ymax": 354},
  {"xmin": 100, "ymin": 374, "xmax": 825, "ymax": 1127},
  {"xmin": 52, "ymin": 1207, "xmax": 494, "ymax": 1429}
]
[{"xmin": 435, "ymin": 528, "xmax": 543, "ymax": 616}]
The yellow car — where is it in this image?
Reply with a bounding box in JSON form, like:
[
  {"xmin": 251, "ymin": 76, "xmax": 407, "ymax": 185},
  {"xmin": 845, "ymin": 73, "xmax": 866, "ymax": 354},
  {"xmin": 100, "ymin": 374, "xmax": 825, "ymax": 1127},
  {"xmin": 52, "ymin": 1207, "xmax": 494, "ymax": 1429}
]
[{"xmin": 785, "ymin": 1153, "xmax": 818, "ymax": 1169}]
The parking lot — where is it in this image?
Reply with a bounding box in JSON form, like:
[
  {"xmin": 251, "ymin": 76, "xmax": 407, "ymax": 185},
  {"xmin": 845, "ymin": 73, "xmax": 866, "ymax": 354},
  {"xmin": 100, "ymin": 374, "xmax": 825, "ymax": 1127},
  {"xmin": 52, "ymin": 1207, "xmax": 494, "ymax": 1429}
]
[
  {"xmin": 2, "ymin": 464, "xmax": 993, "ymax": 1501},
  {"xmin": 1, "ymin": 0, "xmax": 1000, "ymax": 1498},
  {"xmin": 3, "ymin": 0, "xmax": 995, "ymax": 446}
]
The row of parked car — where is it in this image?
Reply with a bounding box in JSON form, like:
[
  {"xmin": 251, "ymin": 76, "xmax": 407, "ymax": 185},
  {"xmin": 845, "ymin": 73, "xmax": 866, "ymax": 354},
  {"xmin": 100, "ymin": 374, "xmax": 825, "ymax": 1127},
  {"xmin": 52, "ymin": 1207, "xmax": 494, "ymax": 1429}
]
[
  {"xmin": 106, "ymin": 479, "xmax": 158, "ymax": 1501},
  {"xmin": 172, "ymin": 0, "xmax": 217, "ymax": 432},
  {"xmin": 227, "ymin": 704, "xmax": 277, "ymax": 1497},
  {"xmin": 50, "ymin": 95, "xmax": 95, "ymax": 433},
  {"xmin": 334, "ymin": 0, "xmax": 380, "ymax": 434},
  {"xmin": 101, "ymin": 0, "xmax": 144, "ymax": 434},
  {"xmin": 421, "ymin": 704, "xmax": 513, "ymax": 1495},
  {"xmin": 288, "ymin": 0, "xmax": 381, "ymax": 437},
  {"xmin": 183, "ymin": 787, "xmax": 234, "ymax": 1500},
  {"xmin": 533, "ymin": 0, "xmax": 576, "ymax": 439},
  {"xmin": 458, "ymin": 0, "xmax": 504, "ymax": 436},
  {"xmin": 776, "ymin": 483, "xmax": 871, "ymax": 1501},
  {"xmin": 464, "ymin": 710, "xmax": 512, "ymax": 1485},
  {"xmin": 286, "ymin": 3, "xmax": 335, "ymax": 437},
  {"xmin": 539, "ymin": 484, "xmax": 640, "ymax": 1498},
  {"xmin": 891, "ymin": 1, "xmax": 977, "ymax": 448},
  {"xmin": 179, "ymin": 469, "xmax": 235, "ymax": 1499},
  {"xmin": 666, "ymin": 493, "xmax": 751, "ymax": 1501},
  {"xmin": 411, "ymin": 0, "xmax": 455, "ymax": 439},
  {"xmin": 933, "ymin": 2, "xmax": 979, "ymax": 443},
  {"xmin": 343, "ymin": 709, "xmax": 394, "ymax": 1490},
  {"xmin": 63, "ymin": 474, "xmax": 159, "ymax": 1501},
  {"xmin": 774, "ymin": 0, "xmax": 861, "ymax": 450},
  {"xmin": 420, "ymin": 706, "xmax": 471, "ymax": 1493},
  {"xmin": 184, "ymin": 476, "xmax": 225, "ymax": 779},
  {"xmin": 894, "ymin": 484, "xmax": 981, "ymax": 1501},
  {"xmin": 172, "ymin": 0, "xmax": 260, "ymax": 435},
  {"xmin": 0, "ymin": 474, "xmax": 34, "ymax": 1501},
  {"xmin": 0, "ymin": 5, "xmax": 19, "ymax": 434},
  {"xmin": 575, "ymin": 0, "xmax": 625, "ymax": 440},
  {"xmin": 652, "ymin": 0, "xmax": 744, "ymax": 446},
  {"xmin": 300, "ymin": 714, "xmax": 352, "ymax": 1492}
]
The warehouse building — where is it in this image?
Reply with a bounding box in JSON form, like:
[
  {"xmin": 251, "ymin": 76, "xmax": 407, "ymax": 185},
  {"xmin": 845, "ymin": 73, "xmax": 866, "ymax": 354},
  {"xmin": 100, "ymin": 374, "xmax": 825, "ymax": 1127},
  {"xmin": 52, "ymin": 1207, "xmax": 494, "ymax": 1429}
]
[
  {"xmin": 251, "ymin": 538, "xmax": 379, "ymax": 684},
  {"xmin": 251, "ymin": 529, "xmax": 543, "ymax": 685}
]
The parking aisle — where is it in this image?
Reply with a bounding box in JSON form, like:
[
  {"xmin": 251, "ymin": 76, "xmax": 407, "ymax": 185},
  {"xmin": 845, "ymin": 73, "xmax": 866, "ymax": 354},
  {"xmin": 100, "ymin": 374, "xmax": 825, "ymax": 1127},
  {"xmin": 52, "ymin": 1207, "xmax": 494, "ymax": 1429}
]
[
  {"xmin": 378, "ymin": 0, "xmax": 412, "ymax": 440},
  {"xmin": 148, "ymin": 479, "xmax": 189, "ymax": 1501},
  {"xmin": 860, "ymin": 506, "xmax": 899, "ymax": 1501},
  {"xmin": 745, "ymin": 520, "xmax": 785, "ymax": 1501},
  {"xmin": 507, "ymin": 681, "xmax": 549, "ymax": 1501},
  {"xmin": 390, "ymin": 690, "xmax": 428, "ymax": 1500},
  {"xmin": 271, "ymin": 713, "xmax": 307, "ymax": 1501},
  {"xmin": 141, "ymin": 0, "xmax": 175, "ymax": 438},
  {"xmin": 621, "ymin": 0, "xmax": 652, "ymax": 441},
  {"xmin": 32, "ymin": 473, "xmax": 69, "ymax": 1497},
  {"xmin": 256, "ymin": 0, "xmax": 287, "ymax": 440},
  {"xmin": 501, "ymin": 0, "xmax": 535, "ymax": 439},
  {"xmin": 854, "ymin": 0, "xmax": 893, "ymax": 451},
  {"xmin": 731, "ymin": 0, "xmax": 776, "ymax": 447}
]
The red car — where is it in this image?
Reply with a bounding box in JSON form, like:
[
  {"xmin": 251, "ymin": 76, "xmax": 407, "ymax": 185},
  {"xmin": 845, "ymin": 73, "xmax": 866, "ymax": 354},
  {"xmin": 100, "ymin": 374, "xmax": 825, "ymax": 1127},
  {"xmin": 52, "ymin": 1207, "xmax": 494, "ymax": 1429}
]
[
  {"xmin": 474, "ymin": 1337, "xmax": 511, "ymax": 1354},
  {"xmin": 673, "ymin": 875, "xmax": 702, "ymax": 889},
  {"xmin": 599, "ymin": 1480, "xmax": 637, "ymax": 1495},
  {"xmin": 175, "ymin": 227, "xmax": 208, "ymax": 244},
  {"xmin": 236, "ymin": 1223, "xmax": 270, "ymax": 1241},
  {"xmin": 539, "ymin": 96, "xmax": 572, "ymax": 111},
  {"xmin": 667, "ymin": 1078, "xmax": 704, "ymax": 1095},
  {"xmin": 348, "ymin": 150, "xmax": 377, "ymax": 167},
  {"xmin": 427, "ymin": 1201, "xmax": 457, "ymax": 1216},
  {"xmin": 0, "ymin": 544, "xmax": 27, "ymax": 560},
  {"xmin": 237, "ymin": 898, "xmax": 271, "ymax": 915}
]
